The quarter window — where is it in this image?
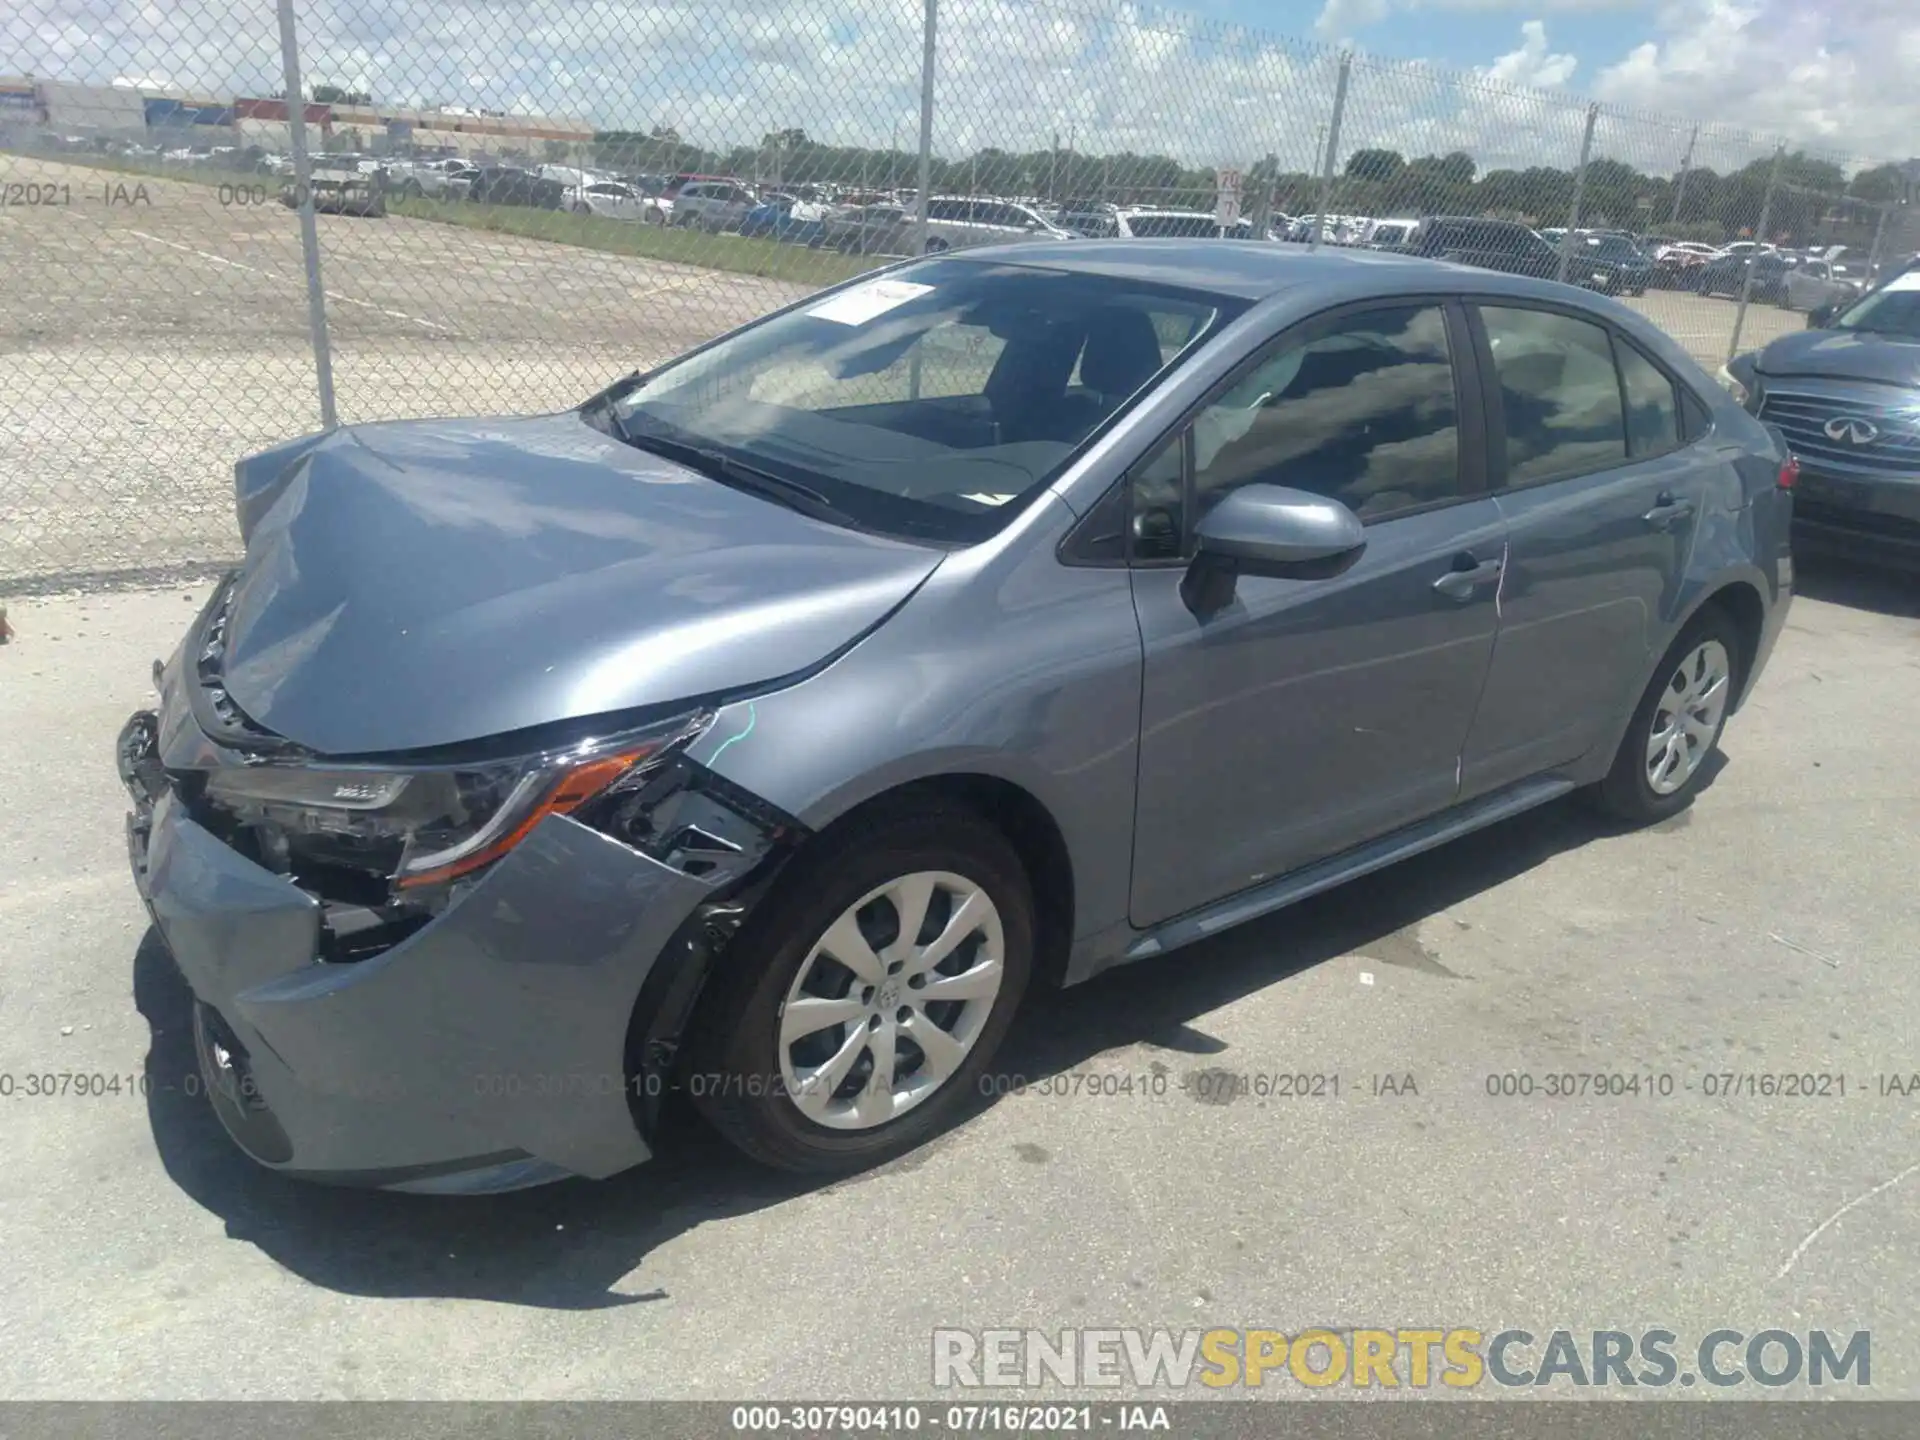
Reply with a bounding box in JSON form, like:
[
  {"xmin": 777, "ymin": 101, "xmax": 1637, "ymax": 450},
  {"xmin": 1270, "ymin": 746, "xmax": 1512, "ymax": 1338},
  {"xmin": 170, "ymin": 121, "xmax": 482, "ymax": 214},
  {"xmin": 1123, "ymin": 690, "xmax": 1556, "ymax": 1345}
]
[
  {"xmin": 1481, "ymin": 306, "xmax": 1627, "ymax": 485},
  {"xmin": 1613, "ymin": 338, "xmax": 1681, "ymax": 458}
]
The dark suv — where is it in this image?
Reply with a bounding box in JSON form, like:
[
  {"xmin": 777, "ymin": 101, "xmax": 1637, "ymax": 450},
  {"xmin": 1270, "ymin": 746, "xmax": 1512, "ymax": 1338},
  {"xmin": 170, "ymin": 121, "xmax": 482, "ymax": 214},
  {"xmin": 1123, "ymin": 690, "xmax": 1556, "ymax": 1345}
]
[
  {"xmin": 1723, "ymin": 270, "xmax": 1920, "ymax": 569},
  {"xmin": 1388, "ymin": 217, "xmax": 1561, "ymax": 280}
]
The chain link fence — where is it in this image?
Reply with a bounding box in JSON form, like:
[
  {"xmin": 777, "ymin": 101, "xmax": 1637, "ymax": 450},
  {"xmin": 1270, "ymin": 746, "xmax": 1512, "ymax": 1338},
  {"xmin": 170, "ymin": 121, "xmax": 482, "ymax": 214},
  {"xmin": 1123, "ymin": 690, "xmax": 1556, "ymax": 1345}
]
[{"xmin": 3, "ymin": 0, "xmax": 1914, "ymax": 589}]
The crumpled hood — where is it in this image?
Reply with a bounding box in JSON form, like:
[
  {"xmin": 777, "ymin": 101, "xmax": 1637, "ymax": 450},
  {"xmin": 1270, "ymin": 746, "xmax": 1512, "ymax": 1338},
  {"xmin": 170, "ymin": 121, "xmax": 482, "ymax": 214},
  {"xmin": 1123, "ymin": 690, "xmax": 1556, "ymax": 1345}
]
[
  {"xmin": 1756, "ymin": 327, "xmax": 1920, "ymax": 387},
  {"xmin": 218, "ymin": 413, "xmax": 943, "ymax": 756}
]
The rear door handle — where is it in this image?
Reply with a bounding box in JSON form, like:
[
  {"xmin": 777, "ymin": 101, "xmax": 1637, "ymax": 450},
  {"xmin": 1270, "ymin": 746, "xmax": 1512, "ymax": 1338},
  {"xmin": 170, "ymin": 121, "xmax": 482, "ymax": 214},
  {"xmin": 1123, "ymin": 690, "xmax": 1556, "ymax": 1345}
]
[
  {"xmin": 1643, "ymin": 491, "xmax": 1696, "ymax": 528},
  {"xmin": 1432, "ymin": 554, "xmax": 1503, "ymax": 602}
]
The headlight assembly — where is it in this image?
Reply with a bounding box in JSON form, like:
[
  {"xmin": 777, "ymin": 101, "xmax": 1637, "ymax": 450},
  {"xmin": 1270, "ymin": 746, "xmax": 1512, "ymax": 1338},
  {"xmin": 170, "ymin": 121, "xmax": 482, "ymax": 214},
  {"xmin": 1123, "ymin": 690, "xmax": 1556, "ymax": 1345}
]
[
  {"xmin": 1715, "ymin": 363, "xmax": 1751, "ymax": 408},
  {"xmin": 202, "ymin": 709, "xmax": 715, "ymax": 890}
]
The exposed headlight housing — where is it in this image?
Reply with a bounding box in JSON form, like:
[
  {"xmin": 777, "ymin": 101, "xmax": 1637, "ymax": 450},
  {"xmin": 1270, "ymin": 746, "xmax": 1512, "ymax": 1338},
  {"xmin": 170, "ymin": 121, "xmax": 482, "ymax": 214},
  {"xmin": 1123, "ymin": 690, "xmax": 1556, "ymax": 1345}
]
[{"xmin": 202, "ymin": 709, "xmax": 715, "ymax": 891}]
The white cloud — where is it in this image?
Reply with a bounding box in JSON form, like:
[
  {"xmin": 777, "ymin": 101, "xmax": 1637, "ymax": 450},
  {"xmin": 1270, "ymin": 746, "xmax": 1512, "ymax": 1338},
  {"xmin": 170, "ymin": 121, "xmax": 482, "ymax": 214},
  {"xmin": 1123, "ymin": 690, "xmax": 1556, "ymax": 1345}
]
[
  {"xmin": 1483, "ymin": 19, "xmax": 1579, "ymax": 87},
  {"xmin": 1315, "ymin": 0, "xmax": 1391, "ymax": 42},
  {"xmin": 1592, "ymin": 0, "xmax": 1919, "ymax": 160}
]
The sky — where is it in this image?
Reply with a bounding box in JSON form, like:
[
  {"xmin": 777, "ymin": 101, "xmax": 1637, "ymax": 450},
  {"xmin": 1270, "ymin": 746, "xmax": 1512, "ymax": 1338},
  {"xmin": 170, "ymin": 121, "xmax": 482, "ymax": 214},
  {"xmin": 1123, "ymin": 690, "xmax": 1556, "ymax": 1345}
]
[{"xmin": 6, "ymin": 0, "xmax": 1917, "ymax": 171}]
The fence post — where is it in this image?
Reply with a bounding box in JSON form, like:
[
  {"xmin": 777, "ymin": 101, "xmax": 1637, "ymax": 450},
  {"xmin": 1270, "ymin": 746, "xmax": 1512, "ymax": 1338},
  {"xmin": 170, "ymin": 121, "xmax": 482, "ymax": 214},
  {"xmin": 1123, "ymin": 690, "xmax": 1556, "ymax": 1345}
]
[
  {"xmin": 1668, "ymin": 124, "xmax": 1698, "ymax": 226},
  {"xmin": 1866, "ymin": 202, "xmax": 1891, "ymax": 278},
  {"xmin": 914, "ymin": 0, "xmax": 938, "ymax": 254},
  {"xmin": 1555, "ymin": 102, "xmax": 1600, "ymax": 285},
  {"xmin": 275, "ymin": 0, "xmax": 336, "ymax": 429},
  {"xmin": 1728, "ymin": 144, "xmax": 1786, "ymax": 363},
  {"xmin": 1309, "ymin": 52, "xmax": 1352, "ymax": 251}
]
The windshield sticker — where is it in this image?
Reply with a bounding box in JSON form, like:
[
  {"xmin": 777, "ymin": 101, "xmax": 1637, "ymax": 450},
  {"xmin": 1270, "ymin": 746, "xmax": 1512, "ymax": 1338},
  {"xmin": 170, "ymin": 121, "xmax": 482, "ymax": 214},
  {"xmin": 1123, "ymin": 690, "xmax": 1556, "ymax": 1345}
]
[{"xmin": 807, "ymin": 279, "xmax": 934, "ymax": 326}]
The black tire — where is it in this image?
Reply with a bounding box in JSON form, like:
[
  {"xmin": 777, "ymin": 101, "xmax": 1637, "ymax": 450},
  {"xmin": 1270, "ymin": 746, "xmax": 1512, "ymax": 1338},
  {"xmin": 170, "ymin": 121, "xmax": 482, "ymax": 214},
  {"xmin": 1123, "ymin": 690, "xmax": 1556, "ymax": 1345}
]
[
  {"xmin": 924, "ymin": 236, "xmax": 950, "ymax": 254},
  {"xmin": 1588, "ymin": 606, "xmax": 1742, "ymax": 824},
  {"xmin": 688, "ymin": 800, "xmax": 1034, "ymax": 1174}
]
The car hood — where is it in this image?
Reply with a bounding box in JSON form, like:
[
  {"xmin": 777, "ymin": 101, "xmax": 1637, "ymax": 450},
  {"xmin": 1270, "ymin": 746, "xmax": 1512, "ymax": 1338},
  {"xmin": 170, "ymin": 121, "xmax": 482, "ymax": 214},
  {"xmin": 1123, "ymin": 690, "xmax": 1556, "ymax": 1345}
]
[
  {"xmin": 218, "ymin": 413, "xmax": 944, "ymax": 756},
  {"xmin": 1755, "ymin": 327, "xmax": 1920, "ymax": 386}
]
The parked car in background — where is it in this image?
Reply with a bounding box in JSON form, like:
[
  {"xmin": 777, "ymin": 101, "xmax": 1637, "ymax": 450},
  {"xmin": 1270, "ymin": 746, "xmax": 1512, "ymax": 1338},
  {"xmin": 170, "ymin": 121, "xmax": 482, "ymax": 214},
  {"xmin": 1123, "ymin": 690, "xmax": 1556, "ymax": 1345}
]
[
  {"xmin": 1382, "ymin": 216, "xmax": 1561, "ymax": 280},
  {"xmin": 1564, "ymin": 231, "xmax": 1654, "ymax": 296},
  {"xmin": 118, "ymin": 240, "xmax": 1791, "ymax": 1193},
  {"xmin": 1784, "ymin": 256, "xmax": 1868, "ymax": 314},
  {"xmin": 282, "ymin": 159, "xmax": 387, "ymax": 218},
  {"xmin": 1721, "ymin": 268, "xmax": 1920, "ymax": 569},
  {"xmin": 1360, "ymin": 218, "xmax": 1418, "ymax": 248},
  {"xmin": 1055, "ymin": 201, "xmax": 1122, "ymax": 237},
  {"xmin": 670, "ymin": 179, "xmax": 757, "ymax": 232},
  {"xmin": 739, "ymin": 191, "xmax": 833, "ymax": 244},
  {"xmin": 822, "ymin": 203, "xmax": 913, "ymax": 255},
  {"xmin": 565, "ymin": 179, "xmax": 657, "ymax": 221},
  {"xmin": 921, "ymin": 197, "xmax": 1074, "ymax": 252},
  {"xmin": 1697, "ymin": 250, "xmax": 1791, "ymax": 303},
  {"xmin": 1101, "ymin": 209, "xmax": 1254, "ymax": 239},
  {"xmin": 466, "ymin": 167, "xmax": 568, "ymax": 209},
  {"xmin": 1651, "ymin": 241, "xmax": 1718, "ymax": 288},
  {"xmin": 393, "ymin": 157, "xmax": 476, "ymax": 199}
]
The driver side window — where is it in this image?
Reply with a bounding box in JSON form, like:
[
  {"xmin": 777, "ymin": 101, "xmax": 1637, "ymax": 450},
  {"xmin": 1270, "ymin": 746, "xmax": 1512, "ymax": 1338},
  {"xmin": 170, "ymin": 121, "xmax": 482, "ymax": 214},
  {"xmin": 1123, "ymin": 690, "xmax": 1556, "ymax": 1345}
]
[{"xmin": 1126, "ymin": 305, "xmax": 1465, "ymax": 559}]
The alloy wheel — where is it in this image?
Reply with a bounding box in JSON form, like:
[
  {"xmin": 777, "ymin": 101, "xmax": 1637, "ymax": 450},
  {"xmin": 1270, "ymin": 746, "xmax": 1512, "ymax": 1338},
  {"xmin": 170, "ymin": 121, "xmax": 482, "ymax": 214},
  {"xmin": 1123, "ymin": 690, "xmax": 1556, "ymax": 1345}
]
[
  {"xmin": 1646, "ymin": 639, "xmax": 1731, "ymax": 796},
  {"xmin": 777, "ymin": 870, "xmax": 1005, "ymax": 1131}
]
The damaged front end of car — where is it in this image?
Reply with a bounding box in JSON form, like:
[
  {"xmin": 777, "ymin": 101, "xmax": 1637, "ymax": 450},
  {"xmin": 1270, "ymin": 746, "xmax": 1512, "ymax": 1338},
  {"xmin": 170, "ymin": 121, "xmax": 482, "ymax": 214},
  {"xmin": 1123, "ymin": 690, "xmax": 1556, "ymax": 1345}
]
[{"xmin": 119, "ymin": 577, "xmax": 810, "ymax": 1191}]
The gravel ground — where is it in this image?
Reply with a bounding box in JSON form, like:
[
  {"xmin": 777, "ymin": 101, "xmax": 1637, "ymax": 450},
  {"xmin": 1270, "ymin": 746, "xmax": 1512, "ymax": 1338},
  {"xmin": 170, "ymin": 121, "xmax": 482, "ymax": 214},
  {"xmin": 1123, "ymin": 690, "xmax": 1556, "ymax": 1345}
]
[
  {"xmin": 0, "ymin": 561, "xmax": 1915, "ymax": 1400},
  {"xmin": 1, "ymin": 153, "xmax": 1806, "ymax": 589}
]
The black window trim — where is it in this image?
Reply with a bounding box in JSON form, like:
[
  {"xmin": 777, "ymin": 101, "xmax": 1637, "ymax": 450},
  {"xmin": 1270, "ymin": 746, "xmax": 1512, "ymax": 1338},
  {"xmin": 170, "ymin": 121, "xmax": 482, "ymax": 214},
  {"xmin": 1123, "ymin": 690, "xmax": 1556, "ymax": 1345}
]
[
  {"xmin": 1467, "ymin": 297, "xmax": 1711, "ymax": 493},
  {"xmin": 1070, "ymin": 295, "xmax": 1489, "ymax": 568}
]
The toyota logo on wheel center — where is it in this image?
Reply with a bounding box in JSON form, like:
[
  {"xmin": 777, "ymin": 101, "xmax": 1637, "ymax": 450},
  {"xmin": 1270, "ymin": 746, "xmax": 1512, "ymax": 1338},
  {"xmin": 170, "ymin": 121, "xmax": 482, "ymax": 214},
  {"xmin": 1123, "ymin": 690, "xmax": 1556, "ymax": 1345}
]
[{"xmin": 1823, "ymin": 415, "xmax": 1881, "ymax": 444}]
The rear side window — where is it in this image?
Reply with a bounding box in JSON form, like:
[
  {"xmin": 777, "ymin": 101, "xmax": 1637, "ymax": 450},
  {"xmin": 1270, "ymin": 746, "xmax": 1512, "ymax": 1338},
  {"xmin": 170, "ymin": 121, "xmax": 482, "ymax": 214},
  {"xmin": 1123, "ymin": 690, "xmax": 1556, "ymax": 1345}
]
[
  {"xmin": 1480, "ymin": 306, "xmax": 1627, "ymax": 485},
  {"xmin": 1613, "ymin": 338, "xmax": 1681, "ymax": 458}
]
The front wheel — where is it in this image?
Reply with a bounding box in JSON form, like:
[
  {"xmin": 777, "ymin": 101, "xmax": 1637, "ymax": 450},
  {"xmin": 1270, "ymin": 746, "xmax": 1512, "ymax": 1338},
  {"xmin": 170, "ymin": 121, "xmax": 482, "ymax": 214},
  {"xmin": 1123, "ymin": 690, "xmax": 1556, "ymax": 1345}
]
[
  {"xmin": 1588, "ymin": 609, "xmax": 1741, "ymax": 824},
  {"xmin": 688, "ymin": 804, "xmax": 1033, "ymax": 1173}
]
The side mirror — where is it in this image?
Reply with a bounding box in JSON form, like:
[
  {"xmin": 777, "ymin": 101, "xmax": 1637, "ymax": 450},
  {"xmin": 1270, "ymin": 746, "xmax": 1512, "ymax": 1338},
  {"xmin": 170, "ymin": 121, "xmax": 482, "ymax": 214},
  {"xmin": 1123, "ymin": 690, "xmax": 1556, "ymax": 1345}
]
[{"xmin": 1181, "ymin": 484, "xmax": 1366, "ymax": 615}]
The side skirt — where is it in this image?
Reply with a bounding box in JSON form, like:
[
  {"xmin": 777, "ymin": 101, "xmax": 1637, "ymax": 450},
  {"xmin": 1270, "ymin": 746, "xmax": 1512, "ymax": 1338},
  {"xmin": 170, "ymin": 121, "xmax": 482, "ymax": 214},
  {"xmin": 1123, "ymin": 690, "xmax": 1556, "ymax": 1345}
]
[{"xmin": 1124, "ymin": 775, "xmax": 1576, "ymax": 962}]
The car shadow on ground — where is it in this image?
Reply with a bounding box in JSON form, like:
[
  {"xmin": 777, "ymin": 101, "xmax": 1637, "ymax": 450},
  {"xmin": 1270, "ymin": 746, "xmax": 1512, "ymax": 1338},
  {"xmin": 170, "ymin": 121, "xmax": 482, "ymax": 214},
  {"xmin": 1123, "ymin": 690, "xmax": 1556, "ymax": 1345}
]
[
  {"xmin": 134, "ymin": 789, "xmax": 1641, "ymax": 1308},
  {"xmin": 1792, "ymin": 554, "xmax": 1919, "ymax": 618}
]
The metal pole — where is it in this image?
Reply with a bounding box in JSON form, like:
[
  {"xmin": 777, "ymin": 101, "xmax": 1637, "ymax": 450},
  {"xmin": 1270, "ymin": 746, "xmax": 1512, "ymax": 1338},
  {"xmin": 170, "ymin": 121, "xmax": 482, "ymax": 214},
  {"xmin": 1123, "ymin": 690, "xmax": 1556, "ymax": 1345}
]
[
  {"xmin": 1728, "ymin": 143, "xmax": 1786, "ymax": 363},
  {"xmin": 1865, "ymin": 202, "xmax": 1890, "ymax": 279},
  {"xmin": 275, "ymin": 0, "xmax": 336, "ymax": 429},
  {"xmin": 1668, "ymin": 123, "xmax": 1698, "ymax": 226},
  {"xmin": 914, "ymin": 0, "xmax": 937, "ymax": 253},
  {"xmin": 1555, "ymin": 102, "xmax": 1600, "ymax": 285},
  {"xmin": 1309, "ymin": 52, "xmax": 1352, "ymax": 251}
]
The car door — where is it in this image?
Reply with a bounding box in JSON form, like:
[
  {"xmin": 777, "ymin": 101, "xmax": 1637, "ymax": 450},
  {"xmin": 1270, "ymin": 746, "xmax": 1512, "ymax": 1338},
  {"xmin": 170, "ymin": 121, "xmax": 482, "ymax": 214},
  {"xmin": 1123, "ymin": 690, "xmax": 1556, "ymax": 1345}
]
[
  {"xmin": 1457, "ymin": 302, "xmax": 1706, "ymax": 796},
  {"xmin": 1128, "ymin": 300, "xmax": 1506, "ymax": 927}
]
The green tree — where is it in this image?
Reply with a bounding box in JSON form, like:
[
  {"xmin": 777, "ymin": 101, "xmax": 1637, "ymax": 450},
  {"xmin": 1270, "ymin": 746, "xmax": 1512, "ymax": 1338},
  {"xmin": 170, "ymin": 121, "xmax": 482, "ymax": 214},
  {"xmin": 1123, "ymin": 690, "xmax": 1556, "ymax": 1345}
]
[{"xmin": 1343, "ymin": 147, "xmax": 1406, "ymax": 184}]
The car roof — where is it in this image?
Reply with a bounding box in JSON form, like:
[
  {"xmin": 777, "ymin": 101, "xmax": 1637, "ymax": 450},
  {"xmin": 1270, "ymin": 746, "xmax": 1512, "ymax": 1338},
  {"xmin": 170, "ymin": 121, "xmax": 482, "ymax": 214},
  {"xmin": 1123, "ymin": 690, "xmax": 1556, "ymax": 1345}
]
[{"xmin": 949, "ymin": 237, "xmax": 1519, "ymax": 300}]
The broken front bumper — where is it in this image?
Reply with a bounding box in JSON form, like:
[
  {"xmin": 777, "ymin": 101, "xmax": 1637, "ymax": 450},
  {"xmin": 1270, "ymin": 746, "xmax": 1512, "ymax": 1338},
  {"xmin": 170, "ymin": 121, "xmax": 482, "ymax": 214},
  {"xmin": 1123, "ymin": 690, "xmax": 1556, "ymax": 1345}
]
[{"xmin": 119, "ymin": 707, "xmax": 722, "ymax": 1193}]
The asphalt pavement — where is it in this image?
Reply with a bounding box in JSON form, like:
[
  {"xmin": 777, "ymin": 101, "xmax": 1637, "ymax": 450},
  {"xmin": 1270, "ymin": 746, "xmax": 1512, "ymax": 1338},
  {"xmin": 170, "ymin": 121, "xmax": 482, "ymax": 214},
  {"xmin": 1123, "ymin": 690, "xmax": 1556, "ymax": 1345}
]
[{"xmin": 0, "ymin": 563, "xmax": 1916, "ymax": 1400}]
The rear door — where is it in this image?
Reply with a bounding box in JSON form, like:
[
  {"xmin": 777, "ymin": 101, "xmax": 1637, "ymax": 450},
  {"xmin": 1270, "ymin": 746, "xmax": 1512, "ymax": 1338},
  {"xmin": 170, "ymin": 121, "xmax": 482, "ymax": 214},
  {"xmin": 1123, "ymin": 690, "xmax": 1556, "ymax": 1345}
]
[
  {"xmin": 1127, "ymin": 300, "xmax": 1507, "ymax": 926},
  {"xmin": 1457, "ymin": 302, "xmax": 1707, "ymax": 796}
]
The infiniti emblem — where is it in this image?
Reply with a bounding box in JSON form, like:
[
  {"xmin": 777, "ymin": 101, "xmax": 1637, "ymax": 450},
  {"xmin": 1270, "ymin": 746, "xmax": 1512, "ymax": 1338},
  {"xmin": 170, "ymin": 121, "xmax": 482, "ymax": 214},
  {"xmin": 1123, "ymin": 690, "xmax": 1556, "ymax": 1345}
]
[{"xmin": 1823, "ymin": 415, "xmax": 1880, "ymax": 445}]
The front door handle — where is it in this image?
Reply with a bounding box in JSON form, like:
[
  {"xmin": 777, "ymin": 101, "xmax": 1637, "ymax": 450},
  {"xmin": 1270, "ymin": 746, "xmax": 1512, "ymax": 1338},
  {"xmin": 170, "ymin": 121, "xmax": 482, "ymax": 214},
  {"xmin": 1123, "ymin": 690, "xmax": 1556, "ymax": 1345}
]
[
  {"xmin": 1432, "ymin": 553, "xmax": 1503, "ymax": 602},
  {"xmin": 1643, "ymin": 491, "xmax": 1696, "ymax": 529}
]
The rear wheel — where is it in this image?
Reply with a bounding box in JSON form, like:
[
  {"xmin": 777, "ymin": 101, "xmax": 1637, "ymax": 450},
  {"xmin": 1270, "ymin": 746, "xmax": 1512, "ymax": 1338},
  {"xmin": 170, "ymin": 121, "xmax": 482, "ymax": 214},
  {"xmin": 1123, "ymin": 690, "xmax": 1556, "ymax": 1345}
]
[
  {"xmin": 689, "ymin": 803, "xmax": 1033, "ymax": 1173},
  {"xmin": 1589, "ymin": 609, "xmax": 1740, "ymax": 824},
  {"xmin": 924, "ymin": 236, "xmax": 950, "ymax": 254}
]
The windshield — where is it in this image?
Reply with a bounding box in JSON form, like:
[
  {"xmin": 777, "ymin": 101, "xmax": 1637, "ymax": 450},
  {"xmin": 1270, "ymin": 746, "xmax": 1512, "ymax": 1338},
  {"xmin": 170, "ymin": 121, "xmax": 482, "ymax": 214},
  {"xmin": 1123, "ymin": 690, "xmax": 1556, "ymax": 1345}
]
[
  {"xmin": 1834, "ymin": 273, "xmax": 1920, "ymax": 340},
  {"xmin": 606, "ymin": 258, "xmax": 1239, "ymax": 543}
]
